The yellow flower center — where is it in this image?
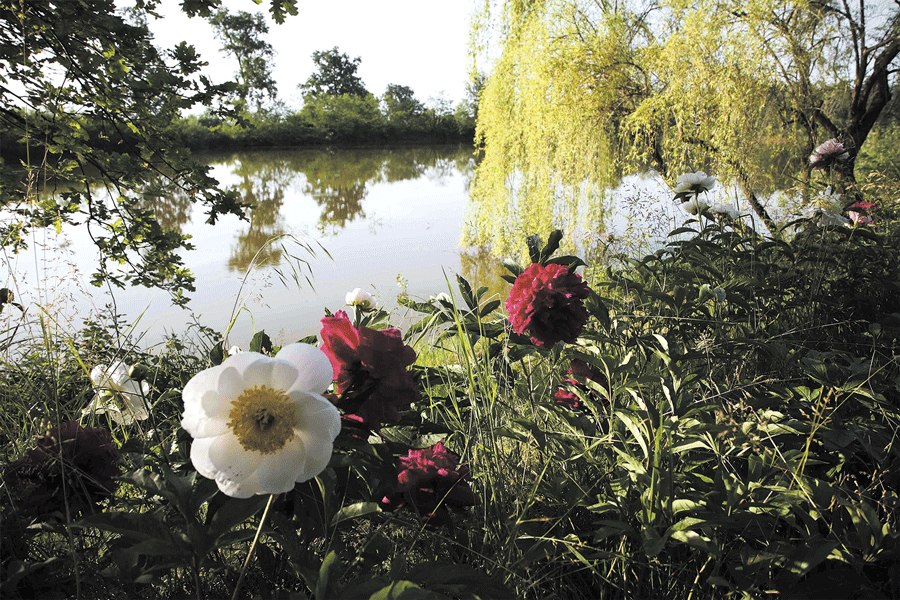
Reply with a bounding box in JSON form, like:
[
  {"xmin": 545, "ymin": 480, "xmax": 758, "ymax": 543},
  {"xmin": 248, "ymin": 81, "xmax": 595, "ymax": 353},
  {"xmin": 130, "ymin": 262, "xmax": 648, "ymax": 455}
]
[{"xmin": 227, "ymin": 385, "xmax": 298, "ymax": 454}]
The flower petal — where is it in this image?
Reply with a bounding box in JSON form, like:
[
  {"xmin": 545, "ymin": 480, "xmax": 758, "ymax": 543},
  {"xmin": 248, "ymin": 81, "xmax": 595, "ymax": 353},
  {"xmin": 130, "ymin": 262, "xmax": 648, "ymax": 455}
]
[
  {"xmin": 276, "ymin": 344, "xmax": 333, "ymax": 394},
  {"xmin": 90, "ymin": 364, "xmax": 110, "ymax": 388},
  {"xmin": 109, "ymin": 362, "xmax": 130, "ymax": 388},
  {"xmin": 208, "ymin": 366, "xmax": 245, "ymax": 416},
  {"xmin": 216, "ymin": 471, "xmax": 263, "ymax": 499},
  {"xmin": 221, "ymin": 352, "xmax": 267, "ymax": 376},
  {"xmin": 208, "ymin": 432, "xmax": 261, "ymax": 485},
  {"xmin": 255, "ymin": 439, "xmax": 306, "ymax": 493},
  {"xmin": 268, "ymin": 360, "xmax": 299, "ymax": 393},
  {"xmin": 189, "ymin": 436, "xmax": 218, "ymax": 480},
  {"xmin": 180, "ymin": 410, "xmax": 227, "ymax": 438},
  {"xmin": 295, "ymin": 392, "xmax": 342, "ymax": 441},
  {"xmin": 183, "ymin": 367, "xmax": 217, "ymax": 409},
  {"xmin": 294, "ymin": 393, "xmax": 340, "ymax": 481},
  {"xmin": 240, "ymin": 359, "xmax": 275, "ymax": 389}
]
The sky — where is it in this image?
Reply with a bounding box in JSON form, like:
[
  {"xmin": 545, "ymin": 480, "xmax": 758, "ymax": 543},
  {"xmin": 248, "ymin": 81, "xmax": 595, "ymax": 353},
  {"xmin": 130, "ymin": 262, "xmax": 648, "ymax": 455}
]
[{"xmin": 147, "ymin": 0, "xmax": 480, "ymax": 109}]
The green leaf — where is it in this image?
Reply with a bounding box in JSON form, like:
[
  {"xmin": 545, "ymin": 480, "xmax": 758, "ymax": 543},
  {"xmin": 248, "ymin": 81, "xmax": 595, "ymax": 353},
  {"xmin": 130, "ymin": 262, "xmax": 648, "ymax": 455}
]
[
  {"xmin": 332, "ymin": 502, "xmax": 382, "ymax": 526},
  {"xmin": 641, "ymin": 526, "xmax": 667, "ymax": 557},
  {"xmin": 501, "ymin": 258, "xmax": 523, "ymax": 279},
  {"xmin": 316, "ymin": 551, "xmax": 342, "ymax": 600},
  {"xmin": 545, "ymin": 255, "xmax": 586, "ymax": 269},
  {"xmin": 249, "ymin": 330, "xmax": 273, "ymax": 354},
  {"xmin": 526, "ymin": 233, "xmax": 541, "ymax": 264},
  {"xmin": 539, "ymin": 229, "xmax": 563, "ymax": 263},
  {"xmin": 669, "ymin": 529, "xmax": 718, "ymax": 558},
  {"xmin": 120, "ymin": 468, "xmax": 193, "ymax": 515},
  {"xmin": 457, "ymin": 275, "xmax": 477, "ymax": 310},
  {"xmin": 75, "ymin": 511, "xmax": 166, "ymax": 542},
  {"xmin": 209, "ymin": 341, "xmax": 224, "ymax": 366},
  {"xmin": 480, "ymin": 299, "xmax": 501, "ymax": 318},
  {"xmin": 668, "ymin": 227, "xmax": 699, "ymax": 237},
  {"xmin": 368, "ymin": 580, "xmax": 442, "ymax": 600},
  {"xmin": 207, "ymin": 494, "xmax": 268, "ymax": 544}
]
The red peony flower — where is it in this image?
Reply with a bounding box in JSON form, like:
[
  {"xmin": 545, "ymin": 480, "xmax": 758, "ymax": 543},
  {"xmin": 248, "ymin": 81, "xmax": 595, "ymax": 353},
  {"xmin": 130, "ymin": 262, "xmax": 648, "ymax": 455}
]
[
  {"xmin": 554, "ymin": 359, "xmax": 608, "ymax": 411},
  {"xmin": 506, "ymin": 263, "xmax": 591, "ymax": 347},
  {"xmin": 3, "ymin": 421, "xmax": 120, "ymax": 518},
  {"xmin": 319, "ymin": 311, "xmax": 418, "ymax": 429},
  {"xmin": 382, "ymin": 441, "xmax": 477, "ymax": 529}
]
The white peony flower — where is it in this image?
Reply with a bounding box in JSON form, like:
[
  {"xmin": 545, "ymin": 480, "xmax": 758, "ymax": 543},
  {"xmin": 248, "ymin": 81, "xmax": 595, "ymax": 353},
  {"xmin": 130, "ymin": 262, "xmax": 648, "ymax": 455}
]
[
  {"xmin": 815, "ymin": 210, "xmax": 851, "ymax": 226},
  {"xmin": 711, "ymin": 203, "xmax": 740, "ymax": 219},
  {"xmin": 180, "ymin": 343, "xmax": 340, "ymax": 498},
  {"xmin": 815, "ymin": 186, "xmax": 844, "ymax": 213},
  {"xmin": 681, "ymin": 197, "xmax": 709, "ymax": 215},
  {"xmin": 674, "ymin": 171, "xmax": 716, "ymax": 195},
  {"xmin": 83, "ymin": 361, "xmax": 151, "ymax": 425},
  {"xmin": 345, "ymin": 288, "xmax": 377, "ymax": 310},
  {"xmin": 227, "ymin": 345, "xmax": 243, "ymax": 356},
  {"xmin": 806, "ymin": 186, "xmax": 850, "ymax": 226}
]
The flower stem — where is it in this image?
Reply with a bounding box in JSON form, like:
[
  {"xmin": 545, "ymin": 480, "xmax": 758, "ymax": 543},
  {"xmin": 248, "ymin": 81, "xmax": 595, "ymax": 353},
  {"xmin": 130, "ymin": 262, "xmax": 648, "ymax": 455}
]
[{"xmin": 230, "ymin": 494, "xmax": 276, "ymax": 600}]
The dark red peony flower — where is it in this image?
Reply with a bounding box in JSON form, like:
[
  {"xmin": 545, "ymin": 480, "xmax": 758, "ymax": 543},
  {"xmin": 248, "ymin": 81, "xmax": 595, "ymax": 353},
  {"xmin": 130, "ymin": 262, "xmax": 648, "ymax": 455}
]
[
  {"xmin": 319, "ymin": 311, "xmax": 418, "ymax": 429},
  {"xmin": 554, "ymin": 359, "xmax": 608, "ymax": 411},
  {"xmin": 381, "ymin": 441, "xmax": 477, "ymax": 529},
  {"xmin": 3, "ymin": 421, "xmax": 120, "ymax": 519},
  {"xmin": 506, "ymin": 263, "xmax": 591, "ymax": 347}
]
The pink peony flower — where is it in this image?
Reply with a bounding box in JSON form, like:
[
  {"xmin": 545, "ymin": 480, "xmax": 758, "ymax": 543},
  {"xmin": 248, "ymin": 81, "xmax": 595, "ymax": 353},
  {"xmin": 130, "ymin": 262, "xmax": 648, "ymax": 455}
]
[
  {"xmin": 506, "ymin": 263, "xmax": 591, "ymax": 347},
  {"xmin": 554, "ymin": 359, "xmax": 608, "ymax": 411},
  {"xmin": 809, "ymin": 139, "xmax": 850, "ymax": 170},
  {"xmin": 381, "ymin": 441, "xmax": 477, "ymax": 529},
  {"xmin": 319, "ymin": 311, "xmax": 418, "ymax": 429},
  {"xmin": 847, "ymin": 201, "xmax": 876, "ymax": 227}
]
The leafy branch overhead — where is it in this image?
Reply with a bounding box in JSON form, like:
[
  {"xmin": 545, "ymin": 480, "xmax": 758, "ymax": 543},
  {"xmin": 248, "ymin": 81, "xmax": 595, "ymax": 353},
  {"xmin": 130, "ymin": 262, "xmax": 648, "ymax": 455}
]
[{"xmin": 0, "ymin": 0, "xmax": 294, "ymax": 302}]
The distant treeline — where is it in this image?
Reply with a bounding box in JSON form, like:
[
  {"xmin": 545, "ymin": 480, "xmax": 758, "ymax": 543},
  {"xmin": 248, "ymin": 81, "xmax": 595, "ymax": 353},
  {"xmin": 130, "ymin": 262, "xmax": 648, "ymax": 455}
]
[{"xmin": 171, "ymin": 93, "xmax": 478, "ymax": 151}]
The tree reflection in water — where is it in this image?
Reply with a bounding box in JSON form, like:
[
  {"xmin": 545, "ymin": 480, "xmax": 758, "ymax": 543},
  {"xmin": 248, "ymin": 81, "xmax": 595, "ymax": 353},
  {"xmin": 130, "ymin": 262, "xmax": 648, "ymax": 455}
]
[
  {"xmin": 134, "ymin": 182, "xmax": 195, "ymax": 234},
  {"xmin": 201, "ymin": 145, "xmax": 474, "ymax": 271},
  {"xmin": 224, "ymin": 154, "xmax": 295, "ymax": 271}
]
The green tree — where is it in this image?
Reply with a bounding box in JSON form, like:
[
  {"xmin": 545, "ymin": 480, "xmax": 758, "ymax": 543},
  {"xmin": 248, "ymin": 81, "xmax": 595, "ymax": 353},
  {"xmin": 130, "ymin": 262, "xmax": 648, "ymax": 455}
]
[
  {"xmin": 0, "ymin": 0, "xmax": 298, "ymax": 303},
  {"xmin": 471, "ymin": 0, "xmax": 899, "ymax": 241},
  {"xmin": 299, "ymin": 94, "xmax": 384, "ymax": 142},
  {"xmin": 381, "ymin": 84, "xmax": 424, "ymax": 130},
  {"xmin": 208, "ymin": 8, "xmax": 278, "ymax": 111},
  {"xmin": 299, "ymin": 47, "xmax": 369, "ymax": 99}
]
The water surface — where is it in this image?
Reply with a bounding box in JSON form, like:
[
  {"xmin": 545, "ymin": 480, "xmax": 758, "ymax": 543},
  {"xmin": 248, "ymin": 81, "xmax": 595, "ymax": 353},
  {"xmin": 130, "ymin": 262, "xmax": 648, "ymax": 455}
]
[{"xmin": 3, "ymin": 145, "xmax": 493, "ymax": 349}]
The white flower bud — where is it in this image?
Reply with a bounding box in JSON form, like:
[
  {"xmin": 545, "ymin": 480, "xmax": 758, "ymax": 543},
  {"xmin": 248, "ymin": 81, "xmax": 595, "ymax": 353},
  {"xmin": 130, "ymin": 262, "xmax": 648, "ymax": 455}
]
[{"xmin": 345, "ymin": 288, "xmax": 376, "ymax": 310}]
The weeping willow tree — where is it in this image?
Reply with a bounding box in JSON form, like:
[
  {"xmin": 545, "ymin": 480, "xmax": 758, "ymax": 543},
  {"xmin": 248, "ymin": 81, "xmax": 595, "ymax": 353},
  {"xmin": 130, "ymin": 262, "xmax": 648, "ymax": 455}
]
[{"xmin": 468, "ymin": 0, "xmax": 899, "ymax": 249}]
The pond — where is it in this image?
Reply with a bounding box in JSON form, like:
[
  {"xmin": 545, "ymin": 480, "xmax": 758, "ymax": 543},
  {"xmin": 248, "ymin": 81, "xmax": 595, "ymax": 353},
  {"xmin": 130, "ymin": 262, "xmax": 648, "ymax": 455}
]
[
  {"xmin": 2, "ymin": 144, "xmax": 769, "ymax": 352},
  {"xmin": 3, "ymin": 145, "xmax": 506, "ymax": 350}
]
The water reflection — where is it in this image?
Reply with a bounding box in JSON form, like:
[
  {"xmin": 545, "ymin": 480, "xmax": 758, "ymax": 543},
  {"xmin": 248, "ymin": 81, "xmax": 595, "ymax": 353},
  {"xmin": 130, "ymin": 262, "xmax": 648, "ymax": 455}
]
[
  {"xmin": 458, "ymin": 245, "xmax": 513, "ymax": 303},
  {"xmin": 201, "ymin": 146, "xmax": 476, "ymax": 268},
  {"xmin": 134, "ymin": 184, "xmax": 195, "ymax": 234}
]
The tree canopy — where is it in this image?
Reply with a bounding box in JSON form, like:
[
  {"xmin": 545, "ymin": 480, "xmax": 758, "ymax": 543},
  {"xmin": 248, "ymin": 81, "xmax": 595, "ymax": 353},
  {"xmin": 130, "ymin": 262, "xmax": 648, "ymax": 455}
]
[
  {"xmin": 299, "ymin": 47, "xmax": 370, "ymax": 99},
  {"xmin": 382, "ymin": 84, "xmax": 424, "ymax": 124},
  {"xmin": 208, "ymin": 8, "xmax": 278, "ymax": 111},
  {"xmin": 469, "ymin": 0, "xmax": 899, "ymax": 247}
]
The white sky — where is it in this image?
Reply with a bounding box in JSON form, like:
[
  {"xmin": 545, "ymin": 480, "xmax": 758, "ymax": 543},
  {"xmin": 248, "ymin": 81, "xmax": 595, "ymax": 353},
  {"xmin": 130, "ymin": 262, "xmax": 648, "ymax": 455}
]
[{"xmin": 147, "ymin": 0, "xmax": 479, "ymax": 109}]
